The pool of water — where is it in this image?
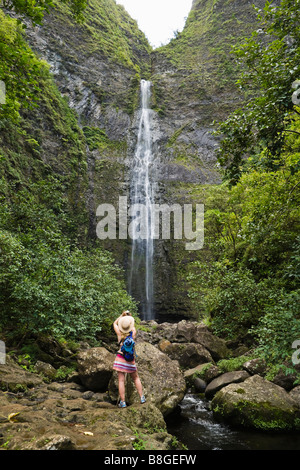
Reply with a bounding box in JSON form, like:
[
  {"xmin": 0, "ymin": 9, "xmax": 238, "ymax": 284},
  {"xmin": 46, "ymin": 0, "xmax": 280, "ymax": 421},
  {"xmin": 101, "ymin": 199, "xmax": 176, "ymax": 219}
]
[{"xmin": 166, "ymin": 394, "xmax": 300, "ymax": 451}]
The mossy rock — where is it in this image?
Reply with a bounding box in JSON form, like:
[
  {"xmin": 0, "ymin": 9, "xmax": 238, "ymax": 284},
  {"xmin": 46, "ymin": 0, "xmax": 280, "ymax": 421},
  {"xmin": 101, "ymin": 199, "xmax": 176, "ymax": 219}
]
[
  {"xmin": 0, "ymin": 356, "xmax": 43, "ymax": 393},
  {"xmin": 211, "ymin": 375, "xmax": 300, "ymax": 432}
]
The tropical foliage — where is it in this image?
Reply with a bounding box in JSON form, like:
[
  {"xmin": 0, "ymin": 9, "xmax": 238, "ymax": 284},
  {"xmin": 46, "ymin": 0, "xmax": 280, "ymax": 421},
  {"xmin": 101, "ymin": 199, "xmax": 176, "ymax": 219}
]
[
  {"xmin": 189, "ymin": 0, "xmax": 300, "ymax": 369},
  {"xmin": 0, "ymin": 7, "xmax": 137, "ymax": 341}
]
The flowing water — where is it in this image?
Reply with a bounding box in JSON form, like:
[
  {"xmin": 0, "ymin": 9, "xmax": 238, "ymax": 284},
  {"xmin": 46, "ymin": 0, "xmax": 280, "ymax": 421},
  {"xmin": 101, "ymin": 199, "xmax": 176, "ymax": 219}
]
[
  {"xmin": 128, "ymin": 80, "xmax": 155, "ymax": 320},
  {"xmin": 127, "ymin": 82, "xmax": 300, "ymax": 450},
  {"xmin": 167, "ymin": 393, "xmax": 300, "ymax": 450}
]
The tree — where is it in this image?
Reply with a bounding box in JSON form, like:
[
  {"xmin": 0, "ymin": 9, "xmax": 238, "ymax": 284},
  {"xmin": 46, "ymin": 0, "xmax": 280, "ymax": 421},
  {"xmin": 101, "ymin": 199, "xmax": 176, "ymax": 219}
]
[
  {"xmin": 0, "ymin": 180, "xmax": 137, "ymax": 339},
  {"xmin": 215, "ymin": 0, "xmax": 300, "ymax": 185}
]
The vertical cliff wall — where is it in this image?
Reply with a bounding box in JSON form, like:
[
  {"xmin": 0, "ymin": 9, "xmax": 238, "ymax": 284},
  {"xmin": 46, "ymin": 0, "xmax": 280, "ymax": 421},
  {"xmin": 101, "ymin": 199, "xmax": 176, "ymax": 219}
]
[
  {"xmin": 19, "ymin": 0, "xmax": 268, "ymax": 319},
  {"xmin": 147, "ymin": 0, "xmax": 268, "ymax": 318}
]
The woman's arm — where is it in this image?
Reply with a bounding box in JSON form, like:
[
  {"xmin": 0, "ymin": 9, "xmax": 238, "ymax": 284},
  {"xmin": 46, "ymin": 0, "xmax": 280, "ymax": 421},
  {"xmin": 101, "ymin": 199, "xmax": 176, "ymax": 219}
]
[{"xmin": 113, "ymin": 316, "xmax": 122, "ymax": 342}]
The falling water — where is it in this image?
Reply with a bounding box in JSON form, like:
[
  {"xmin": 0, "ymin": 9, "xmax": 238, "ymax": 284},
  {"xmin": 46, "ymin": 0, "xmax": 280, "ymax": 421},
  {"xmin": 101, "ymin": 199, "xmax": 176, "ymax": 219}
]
[{"xmin": 128, "ymin": 80, "xmax": 155, "ymax": 320}]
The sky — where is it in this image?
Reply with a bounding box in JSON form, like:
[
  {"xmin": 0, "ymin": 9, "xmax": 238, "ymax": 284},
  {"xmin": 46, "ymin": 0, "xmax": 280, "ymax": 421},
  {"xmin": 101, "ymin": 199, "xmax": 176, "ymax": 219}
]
[{"xmin": 117, "ymin": 0, "xmax": 194, "ymax": 48}]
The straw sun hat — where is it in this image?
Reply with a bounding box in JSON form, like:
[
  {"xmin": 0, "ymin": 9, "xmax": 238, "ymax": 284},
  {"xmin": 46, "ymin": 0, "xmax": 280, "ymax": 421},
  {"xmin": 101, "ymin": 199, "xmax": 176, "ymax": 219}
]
[{"xmin": 118, "ymin": 315, "xmax": 134, "ymax": 334}]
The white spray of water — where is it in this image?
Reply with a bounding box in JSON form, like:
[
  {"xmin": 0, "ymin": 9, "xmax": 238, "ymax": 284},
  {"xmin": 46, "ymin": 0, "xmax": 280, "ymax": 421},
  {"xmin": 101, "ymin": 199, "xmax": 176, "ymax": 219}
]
[{"xmin": 129, "ymin": 80, "xmax": 155, "ymax": 320}]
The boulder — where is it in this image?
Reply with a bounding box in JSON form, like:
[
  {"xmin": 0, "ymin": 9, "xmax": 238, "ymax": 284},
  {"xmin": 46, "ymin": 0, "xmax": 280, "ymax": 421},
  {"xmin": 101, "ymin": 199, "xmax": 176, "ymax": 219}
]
[
  {"xmin": 164, "ymin": 342, "xmax": 213, "ymax": 369},
  {"xmin": 194, "ymin": 377, "xmax": 207, "ymax": 393},
  {"xmin": 211, "ymin": 375, "xmax": 300, "ymax": 432},
  {"xmin": 184, "ymin": 362, "xmax": 222, "ymax": 385},
  {"xmin": 243, "ymin": 358, "xmax": 267, "ymax": 377},
  {"xmin": 184, "ymin": 363, "xmax": 210, "ymax": 380},
  {"xmin": 169, "ymin": 320, "xmax": 230, "ymax": 360},
  {"xmin": 108, "ymin": 341, "xmax": 186, "ymax": 416},
  {"xmin": 77, "ymin": 347, "xmax": 115, "ymax": 392},
  {"xmin": 271, "ymin": 364, "xmax": 300, "ymax": 391},
  {"xmin": 138, "ymin": 322, "xmax": 177, "ymax": 344},
  {"xmin": 41, "ymin": 434, "xmax": 76, "ymax": 450},
  {"xmin": 35, "ymin": 361, "xmax": 57, "ymax": 380},
  {"xmin": 158, "ymin": 339, "xmax": 171, "ymax": 353},
  {"xmin": 200, "ymin": 363, "xmax": 222, "ymax": 383},
  {"xmin": 205, "ymin": 370, "xmax": 250, "ymax": 399},
  {"xmin": 0, "ymin": 356, "xmax": 43, "ymax": 392},
  {"xmin": 138, "ymin": 321, "xmax": 230, "ymax": 362},
  {"xmin": 192, "ymin": 323, "xmax": 230, "ymax": 360},
  {"xmin": 174, "ymin": 320, "xmax": 198, "ymax": 343},
  {"xmin": 289, "ymin": 386, "xmax": 300, "ymax": 407}
]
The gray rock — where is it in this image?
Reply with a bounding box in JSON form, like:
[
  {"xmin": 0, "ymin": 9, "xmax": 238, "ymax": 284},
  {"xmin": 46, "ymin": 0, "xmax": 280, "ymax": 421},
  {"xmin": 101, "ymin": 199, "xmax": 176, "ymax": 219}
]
[
  {"xmin": 192, "ymin": 324, "xmax": 230, "ymax": 360},
  {"xmin": 0, "ymin": 356, "xmax": 43, "ymax": 392},
  {"xmin": 171, "ymin": 320, "xmax": 230, "ymax": 360},
  {"xmin": 184, "ymin": 363, "xmax": 211, "ymax": 380},
  {"xmin": 174, "ymin": 320, "xmax": 198, "ymax": 343},
  {"xmin": 205, "ymin": 370, "xmax": 250, "ymax": 399},
  {"xmin": 108, "ymin": 341, "xmax": 186, "ymax": 416},
  {"xmin": 243, "ymin": 358, "xmax": 267, "ymax": 376},
  {"xmin": 211, "ymin": 375, "xmax": 300, "ymax": 432},
  {"xmin": 77, "ymin": 347, "xmax": 115, "ymax": 392},
  {"xmin": 289, "ymin": 385, "xmax": 300, "ymax": 406},
  {"xmin": 42, "ymin": 434, "xmax": 76, "ymax": 450},
  {"xmin": 201, "ymin": 364, "xmax": 222, "ymax": 383},
  {"xmin": 35, "ymin": 361, "xmax": 57, "ymax": 379},
  {"xmin": 164, "ymin": 342, "xmax": 213, "ymax": 369},
  {"xmin": 194, "ymin": 377, "xmax": 207, "ymax": 393},
  {"xmin": 272, "ymin": 366, "xmax": 300, "ymax": 391}
]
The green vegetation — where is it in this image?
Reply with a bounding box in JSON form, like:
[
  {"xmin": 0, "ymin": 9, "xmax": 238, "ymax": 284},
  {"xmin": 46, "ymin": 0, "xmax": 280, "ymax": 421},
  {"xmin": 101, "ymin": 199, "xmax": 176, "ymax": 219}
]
[
  {"xmin": 156, "ymin": 0, "xmax": 262, "ymax": 94},
  {"xmin": 0, "ymin": 11, "xmax": 46, "ymax": 123},
  {"xmin": 211, "ymin": 397, "xmax": 299, "ymax": 432},
  {"xmin": 82, "ymin": 126, "xmax": 126, "ymax": 152},
  {"xmin": 1, "ymin": 0, "xmax": 86, "ymax": 25},
  {"xmin": 187, "ymin": 1, "xmax": 300, "ymax": 373},
  {"xmin": 0, "ymin": 10, "xmax": 137, "ymax": 343},
  {"xmin": 0, "ymin": 0, "xmax": 299, "ymax": 384},
  {"xmin": 216, "ymin": 0, "xmax": 300, "ymax": 184},
  {"xmin": 52, "ymin": 0, "xmax": 151, "ymax": 73}
]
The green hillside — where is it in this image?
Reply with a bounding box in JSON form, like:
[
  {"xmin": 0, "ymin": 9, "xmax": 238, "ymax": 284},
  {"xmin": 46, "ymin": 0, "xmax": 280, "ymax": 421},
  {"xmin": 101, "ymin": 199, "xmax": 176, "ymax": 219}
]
[{"xmin": 153, "ymin": 0, "xmax": 267, "ymax": 104}]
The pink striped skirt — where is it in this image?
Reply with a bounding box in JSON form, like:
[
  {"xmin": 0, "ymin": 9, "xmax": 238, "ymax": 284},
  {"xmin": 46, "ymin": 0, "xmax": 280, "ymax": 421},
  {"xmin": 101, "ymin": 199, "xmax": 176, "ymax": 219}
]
[{"xmin": 113, "ymin": 353, "xmax": 137, "ymax": 374}]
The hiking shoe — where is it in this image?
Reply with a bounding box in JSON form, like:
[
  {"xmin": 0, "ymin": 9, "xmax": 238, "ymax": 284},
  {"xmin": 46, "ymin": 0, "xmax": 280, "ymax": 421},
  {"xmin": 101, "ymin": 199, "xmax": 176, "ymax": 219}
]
[
  {"xmin": 141, "ymin": 395, "xmax": 146, "ymax": 404},
  {"xmin": 118, "ymin": 400, "xmax": 127, "ymax": 408}
]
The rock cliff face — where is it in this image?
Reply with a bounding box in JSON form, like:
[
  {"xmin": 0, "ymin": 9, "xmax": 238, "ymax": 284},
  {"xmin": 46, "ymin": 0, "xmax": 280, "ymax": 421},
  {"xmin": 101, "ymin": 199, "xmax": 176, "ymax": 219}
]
[
  {"xmin": 21, "ymin": 0, "xmax": 267, "ymax": 319},
  {"xmin": 148, "ymin": 0, "xmax": 268, "ymax": 317}
]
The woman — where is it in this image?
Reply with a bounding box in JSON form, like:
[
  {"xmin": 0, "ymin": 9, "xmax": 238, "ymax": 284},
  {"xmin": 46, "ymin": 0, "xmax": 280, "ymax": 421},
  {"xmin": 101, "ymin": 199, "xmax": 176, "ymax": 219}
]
[{"xmin": 113, "ymin": 311, "xmax": 146, "ymax": 408}]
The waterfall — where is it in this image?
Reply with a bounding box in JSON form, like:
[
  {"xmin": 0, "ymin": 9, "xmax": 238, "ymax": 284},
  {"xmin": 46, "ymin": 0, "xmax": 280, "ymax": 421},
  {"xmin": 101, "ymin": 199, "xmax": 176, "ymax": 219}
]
[{"xmin": 128, "ymin": 80, "xmax": 155, "ymax": 320}]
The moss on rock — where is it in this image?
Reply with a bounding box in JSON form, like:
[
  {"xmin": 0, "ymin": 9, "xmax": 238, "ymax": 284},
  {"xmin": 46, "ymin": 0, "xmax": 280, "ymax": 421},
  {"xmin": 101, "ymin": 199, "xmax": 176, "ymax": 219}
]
[{"xmin": 211, "ymin": 375, "xmax": 300, "ymax": 432}]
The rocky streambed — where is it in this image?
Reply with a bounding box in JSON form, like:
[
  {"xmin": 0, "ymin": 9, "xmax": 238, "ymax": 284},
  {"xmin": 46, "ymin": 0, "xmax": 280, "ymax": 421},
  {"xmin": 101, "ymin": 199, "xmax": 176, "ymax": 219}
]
[{"xmin": 0, "ymin": 320, "xmax": 299, "ymax": 450}]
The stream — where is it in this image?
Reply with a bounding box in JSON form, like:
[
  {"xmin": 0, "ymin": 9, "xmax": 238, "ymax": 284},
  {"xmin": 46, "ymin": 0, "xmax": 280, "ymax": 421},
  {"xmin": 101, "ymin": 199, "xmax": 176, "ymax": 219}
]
[{"xmin": 166, "ymin": 393, "xmax": 300, "ymax": 450}]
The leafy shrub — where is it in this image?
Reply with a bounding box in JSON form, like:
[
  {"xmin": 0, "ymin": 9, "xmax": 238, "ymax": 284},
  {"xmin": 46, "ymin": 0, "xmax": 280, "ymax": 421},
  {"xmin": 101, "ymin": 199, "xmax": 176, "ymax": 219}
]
[
  {"xmin": 0, "ymin": 176, "xmax": 136, "ymax": 340},
  {"xmin": 189, "ymin": 263, "xmax": 275, "ymax": 340},
  {"xmin": 0, "ymin": 228, "xmax": 136, "ymax": 339},
  {"xmin": 251, "ymin": 290, "xmax": 300, "ymax": 366}
]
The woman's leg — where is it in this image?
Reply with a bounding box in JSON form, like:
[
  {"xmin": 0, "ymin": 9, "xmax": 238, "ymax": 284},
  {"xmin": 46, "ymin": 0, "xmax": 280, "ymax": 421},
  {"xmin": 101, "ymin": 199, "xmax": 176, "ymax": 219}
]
[
  {"xmin": 118, "ymin": 371, "xmax": 126, "ymax": 402},
  {"xmin": 131, "ymin": 371, "xmax": 143, "ymax": 398}
]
